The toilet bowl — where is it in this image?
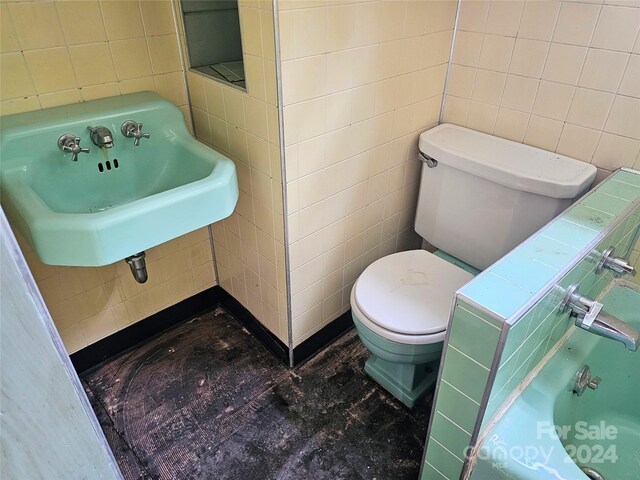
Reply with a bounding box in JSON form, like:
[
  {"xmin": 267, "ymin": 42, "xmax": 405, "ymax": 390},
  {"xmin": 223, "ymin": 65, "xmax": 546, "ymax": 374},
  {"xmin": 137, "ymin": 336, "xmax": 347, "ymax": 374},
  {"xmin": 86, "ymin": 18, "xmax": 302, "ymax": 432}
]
[
  {"xmin": 350, "ymin": 124, "xmax": 597, "ymax": 407},
  {"xmin": 351, "ymin": 250, "xmax": 474, "ymax": 407}
]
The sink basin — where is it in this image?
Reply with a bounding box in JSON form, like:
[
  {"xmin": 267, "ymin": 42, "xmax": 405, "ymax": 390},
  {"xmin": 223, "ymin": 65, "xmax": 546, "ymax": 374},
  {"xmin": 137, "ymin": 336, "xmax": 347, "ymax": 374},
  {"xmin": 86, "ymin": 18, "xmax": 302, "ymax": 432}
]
[{"xmin": 0, "ymin": 92, "xmax": 238, "ymax": 266}]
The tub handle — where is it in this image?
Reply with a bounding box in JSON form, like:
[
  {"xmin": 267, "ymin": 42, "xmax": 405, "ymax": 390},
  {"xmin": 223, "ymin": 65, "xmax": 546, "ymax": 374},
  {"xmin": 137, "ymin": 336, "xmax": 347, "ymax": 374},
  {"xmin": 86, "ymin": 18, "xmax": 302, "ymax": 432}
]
[
  {"xmin": 596, "ymin": 246, "xmax": 636, "ymax": 277},
  {"xmin": 574, "ymin": 365, "xmax": 600, "ymax": 396}
]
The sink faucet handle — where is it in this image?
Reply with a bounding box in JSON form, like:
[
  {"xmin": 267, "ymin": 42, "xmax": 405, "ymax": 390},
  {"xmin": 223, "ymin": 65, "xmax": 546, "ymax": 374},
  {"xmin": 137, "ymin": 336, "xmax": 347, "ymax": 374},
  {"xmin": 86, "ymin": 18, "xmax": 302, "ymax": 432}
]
[
  {"xmin": 597, "ymin": 246, "xmax": 636, "ymax": 277},
  {"xmin": 57, "ymin": 133, "xmax": 90, "ymax": 161},
  {"xmin": 121, "ymin": 120, "xmax": 150, "ymax": 146}
]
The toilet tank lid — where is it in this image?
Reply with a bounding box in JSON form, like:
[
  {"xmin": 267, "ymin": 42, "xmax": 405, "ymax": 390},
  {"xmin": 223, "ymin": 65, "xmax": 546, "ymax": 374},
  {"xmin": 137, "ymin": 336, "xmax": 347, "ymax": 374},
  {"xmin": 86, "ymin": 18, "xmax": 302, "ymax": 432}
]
[{"xmin": 419, "ymin": 124, "xmax": 597, "ymax": 199}]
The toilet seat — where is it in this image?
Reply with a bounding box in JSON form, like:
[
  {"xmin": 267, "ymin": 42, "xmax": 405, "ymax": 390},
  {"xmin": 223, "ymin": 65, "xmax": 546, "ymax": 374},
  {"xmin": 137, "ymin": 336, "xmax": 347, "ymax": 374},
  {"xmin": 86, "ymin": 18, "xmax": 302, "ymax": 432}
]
[{"xmin": 352, "ymin": 250, "xmax": 474, "ymax": 345}]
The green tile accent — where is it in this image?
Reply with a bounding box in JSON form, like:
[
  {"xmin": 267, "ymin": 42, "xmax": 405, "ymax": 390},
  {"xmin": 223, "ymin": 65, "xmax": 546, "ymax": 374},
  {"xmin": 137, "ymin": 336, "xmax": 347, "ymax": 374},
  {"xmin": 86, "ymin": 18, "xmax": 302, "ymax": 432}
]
[
  {"xmin": 492, "ymin": 253, "xmax": 559, "ymax": 294},
  {"xmin": 597, "ymin": 178, "xmax": 640, "ymax": 202},
  {"xmin": 586, "ymin": 268, "xmax": 614, "ymax": 299},
  {"xmin": 447, "ymin": 305, "xmax": 501, "ymax": 369},
  {"xmin": 424, "ymin": 438, "xmax": 464, "ymax": 480},
  {"xmin": 543, "ymin": 218, "xmax": 600, "ymax": 248},
  {"xmin": 481, "ymin": 204, "xmax": 640, "ymax": 436},
  {"xmin": 461, "ymin": 273, "xmax": 532, "ymax": 319},
  {"xmin": 615, "ymin": 169, "xmax": 640, "ymax": 187},
  {"xmin": 519, "ymin": 235, "xmax": 580, "ymax": 271},
  {"xmin": 461, "ymin": 301, "xmax": 504, "ymax": 329},
  {"xmin": 512, "ymin": 319, "xmax": 549, "ymax": 373},
  {"xmin": 490, "ymin": 359, "xmax": 515, "ymax": 399},
  {"xmin": 562, "ymin": 204, "xmax": 615, "ymax": 232},
  {"xmin": 425, "ymin": 172, "xmax": 640, "ymax": 478},
  {"xmin": 430, "ymin": 411, "xmax": 472, "ymax": 461},
  {"xmin": 547, "ymin": 313, "xmax": 574, "ymax": 348},
  {"xmin": 482, "ymin": 391, "xmax": 507, "ymax": 429},
  {"xmin": 580, "ymin": 190, "xmax": 630, "ymax": 216},
  {"xmin": 616, "ymin": 225, "xmax": 639, "ymax": 257},
  {"xmin": 440, "ymin": 345, "xmax": 490, "ymax": 404},
  {"xmin": 421, "ymin": 462, "xmax": 448, "ymax": 480},
  {"xmin": 436, "ymin": 380, "xmax": 482, "ymax": 433},
  {"xmin": 499, "ymin": 319, "xmax": 528, "ymax": 363}
]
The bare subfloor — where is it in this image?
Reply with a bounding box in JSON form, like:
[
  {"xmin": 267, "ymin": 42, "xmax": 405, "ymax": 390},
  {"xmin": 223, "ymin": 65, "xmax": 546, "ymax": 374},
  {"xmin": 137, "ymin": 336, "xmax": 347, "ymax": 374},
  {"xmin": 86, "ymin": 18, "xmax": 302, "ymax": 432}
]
[{"xmin": 82, "ymin": 308, "xmax": 433, "ymax": 480}]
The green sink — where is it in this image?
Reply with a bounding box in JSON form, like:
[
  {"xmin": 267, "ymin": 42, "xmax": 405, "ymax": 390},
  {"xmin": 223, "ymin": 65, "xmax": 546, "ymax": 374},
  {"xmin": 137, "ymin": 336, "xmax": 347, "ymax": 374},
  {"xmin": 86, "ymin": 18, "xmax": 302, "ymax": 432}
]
[{"xmin": 0, "ymin": 92, "xmax": 238, "ymax": 266}]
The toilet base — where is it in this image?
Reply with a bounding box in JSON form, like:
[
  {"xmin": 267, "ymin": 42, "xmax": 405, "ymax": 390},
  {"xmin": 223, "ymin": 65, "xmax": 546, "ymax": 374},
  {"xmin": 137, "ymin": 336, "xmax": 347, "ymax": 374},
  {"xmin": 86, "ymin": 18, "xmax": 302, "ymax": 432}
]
[{"xmin": 364, "ymin": 355, "xmax": 439, "ymax": 408}]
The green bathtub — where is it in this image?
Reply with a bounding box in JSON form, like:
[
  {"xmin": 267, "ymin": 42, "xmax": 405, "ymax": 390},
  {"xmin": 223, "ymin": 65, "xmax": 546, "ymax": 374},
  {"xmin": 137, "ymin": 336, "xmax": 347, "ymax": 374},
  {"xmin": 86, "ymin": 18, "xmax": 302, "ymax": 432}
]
[{"xmin": 473, "ymin": 283, "xmax": 640, "ymax": 479}]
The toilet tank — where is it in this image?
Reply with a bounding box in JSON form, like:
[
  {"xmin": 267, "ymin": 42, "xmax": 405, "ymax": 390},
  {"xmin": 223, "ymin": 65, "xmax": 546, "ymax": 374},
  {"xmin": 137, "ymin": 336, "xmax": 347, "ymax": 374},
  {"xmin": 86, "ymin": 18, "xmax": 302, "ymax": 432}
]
[{"xmin": 415, "ymin": 124, "xmax": 597, "ymax": 271}]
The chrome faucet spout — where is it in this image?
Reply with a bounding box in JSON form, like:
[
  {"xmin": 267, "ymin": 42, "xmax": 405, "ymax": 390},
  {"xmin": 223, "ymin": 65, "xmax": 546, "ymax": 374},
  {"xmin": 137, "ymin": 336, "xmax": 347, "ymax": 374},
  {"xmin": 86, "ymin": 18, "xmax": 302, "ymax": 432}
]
[
  {"xmin": 88, "ymin": 126, "xmax": 114, "ymax": 148},
  {"xmin": 561, "ymin": 284, "xmax": 640, "ymax": 352},
  {"xmin": 583, "ymin": 310, "xmax": 640, "ymax": 352}
]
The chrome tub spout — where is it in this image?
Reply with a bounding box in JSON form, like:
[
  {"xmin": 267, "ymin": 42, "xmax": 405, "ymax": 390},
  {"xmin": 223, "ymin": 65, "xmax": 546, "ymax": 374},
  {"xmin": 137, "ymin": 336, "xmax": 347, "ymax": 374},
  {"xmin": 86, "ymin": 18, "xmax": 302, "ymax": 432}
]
[{"xmin": 561, "ymin": 284, "xmax": 640, "ymax": 352}]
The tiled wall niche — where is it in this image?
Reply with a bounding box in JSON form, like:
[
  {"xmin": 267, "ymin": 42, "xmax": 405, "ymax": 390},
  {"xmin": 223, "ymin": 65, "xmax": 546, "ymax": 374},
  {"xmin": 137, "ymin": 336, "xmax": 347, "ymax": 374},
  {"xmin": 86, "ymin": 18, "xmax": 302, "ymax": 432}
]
[
  {"xmin": 421, "ymin": 169, "xmax": 640, "ymax": 480},
  {"xmin": 278, "ymin": 0, "xmax": 457, "ymax": 347},
  {"xmin": 0, "ymin": 0, "xmax": 220, "ymax": 353},
  {"xmin": 444, "ymin": 0, "xmax": 640, "ymax": 183},
  {"xmin": 184, "ymin": 1, "xmax": 289, "ymax": 344}
]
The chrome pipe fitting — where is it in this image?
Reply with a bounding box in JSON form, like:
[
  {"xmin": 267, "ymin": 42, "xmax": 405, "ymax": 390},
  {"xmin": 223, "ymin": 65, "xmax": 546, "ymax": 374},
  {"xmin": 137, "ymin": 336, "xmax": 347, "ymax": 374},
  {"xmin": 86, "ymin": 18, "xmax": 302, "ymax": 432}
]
[{"xmin": 125, "ymin": 251, "xmax": 148, "ymax": 284}]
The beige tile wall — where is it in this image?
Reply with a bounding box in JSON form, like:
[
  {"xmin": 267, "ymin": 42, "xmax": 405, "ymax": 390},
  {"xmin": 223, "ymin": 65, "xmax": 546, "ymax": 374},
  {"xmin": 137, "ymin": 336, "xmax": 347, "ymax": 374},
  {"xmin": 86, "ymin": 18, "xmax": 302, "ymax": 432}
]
[
  {"xmin": 17, "ymin": 228, "xmax": 215, "ymax": 353},
  {"xmin": 185, "ymin": 1, "xmax": 289, "ymax": 343},
  {"xmin": 1, "ymin": 0, "xmax": 217, "ymax": 353},
  {"xmin": 278, "ymin": 0, "xmax": 457, "ymax": 346},
  {"xmin": 444, "ymin": 0, "xmax": 640, "ymax": 181},
  {"xmin": 0, "ymin": 0, "xmax": 188, "ymax": 117}
]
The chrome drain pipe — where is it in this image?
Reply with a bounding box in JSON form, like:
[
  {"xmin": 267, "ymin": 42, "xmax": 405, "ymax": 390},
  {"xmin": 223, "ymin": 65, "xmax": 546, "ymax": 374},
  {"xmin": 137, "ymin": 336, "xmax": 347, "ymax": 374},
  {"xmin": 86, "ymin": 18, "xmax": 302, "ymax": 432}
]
[{"xmin": 125, "ymin": 251, "xmax": 148, "ymax": 283}]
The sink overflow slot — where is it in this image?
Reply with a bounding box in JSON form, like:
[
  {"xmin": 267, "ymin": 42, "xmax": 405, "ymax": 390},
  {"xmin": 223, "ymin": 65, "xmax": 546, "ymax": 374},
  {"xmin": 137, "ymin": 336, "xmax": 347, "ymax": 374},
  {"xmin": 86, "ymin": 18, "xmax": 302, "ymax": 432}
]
[{"xmin": 97, "ymin": 159, "xmax": 120, "ymax": 172}]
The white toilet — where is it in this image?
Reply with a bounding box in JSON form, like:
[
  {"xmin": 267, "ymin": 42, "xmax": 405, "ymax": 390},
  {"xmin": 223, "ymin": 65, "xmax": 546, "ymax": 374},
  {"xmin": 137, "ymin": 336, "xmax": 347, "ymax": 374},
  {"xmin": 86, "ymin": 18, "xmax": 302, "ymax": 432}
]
[{"xmin": 351, "ymin": 124, "xmax": 596, "ymax": 407}]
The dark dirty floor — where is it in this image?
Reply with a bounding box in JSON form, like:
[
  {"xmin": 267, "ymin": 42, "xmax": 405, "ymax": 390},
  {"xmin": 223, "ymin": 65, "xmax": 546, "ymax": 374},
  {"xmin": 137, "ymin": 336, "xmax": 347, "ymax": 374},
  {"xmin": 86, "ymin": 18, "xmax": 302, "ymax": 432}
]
[{"xmin": 82, "ymin": 307, "xmax": 433, "ymax": 480}]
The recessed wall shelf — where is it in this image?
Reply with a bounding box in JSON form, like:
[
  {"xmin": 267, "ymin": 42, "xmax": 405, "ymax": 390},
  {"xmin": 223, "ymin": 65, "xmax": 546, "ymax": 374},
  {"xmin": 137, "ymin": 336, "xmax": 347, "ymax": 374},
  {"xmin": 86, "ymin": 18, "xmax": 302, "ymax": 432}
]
[{"xmin": 180, "ymin": 0, "xmax": 246, "ymax": 90}]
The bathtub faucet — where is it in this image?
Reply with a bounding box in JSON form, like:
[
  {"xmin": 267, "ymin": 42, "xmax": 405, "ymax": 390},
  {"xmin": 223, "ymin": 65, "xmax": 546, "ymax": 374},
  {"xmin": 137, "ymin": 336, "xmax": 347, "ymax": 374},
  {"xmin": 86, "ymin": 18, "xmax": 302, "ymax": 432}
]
[{"xmin": 561, "ymin": 284, "xmax": 640, "ymax": 352}]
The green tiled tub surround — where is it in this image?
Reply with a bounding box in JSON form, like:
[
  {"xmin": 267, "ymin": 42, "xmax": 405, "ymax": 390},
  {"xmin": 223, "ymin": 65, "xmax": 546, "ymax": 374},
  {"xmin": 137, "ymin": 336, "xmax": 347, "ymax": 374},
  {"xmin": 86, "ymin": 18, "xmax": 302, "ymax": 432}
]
[
  {"xmin": 470, "ymin": 283, "xmax": 640, "ymax": 480},
  {"xmin": 458, "ymin": 169, "xmax": 640, "ymax": 322},
  {"xmin": 483, "ymin": 204, "xmax": 640, "ymax": 430},
  {"xmin": 421, "ymin": 301, "xmax": 502, "ymax": 480},
  {"xmin": 421, "ymin": 168, "xmax": 640, "ymax": 480}
]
